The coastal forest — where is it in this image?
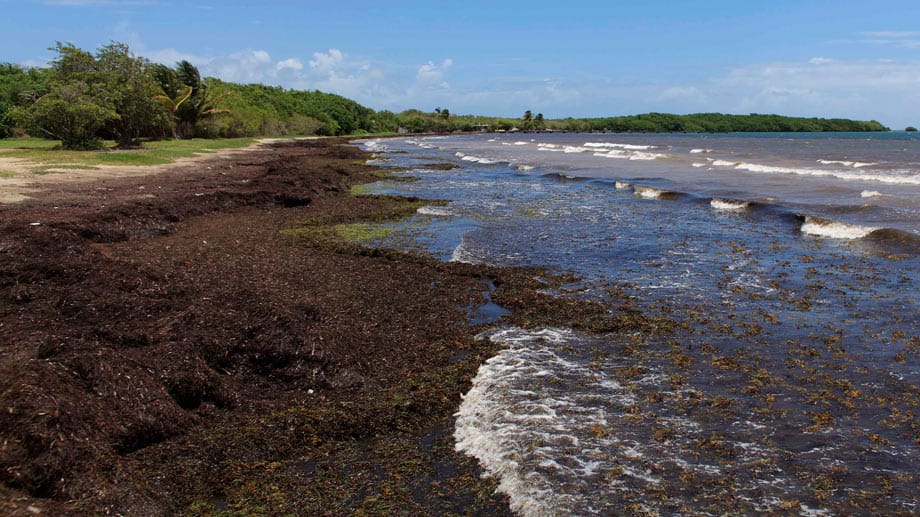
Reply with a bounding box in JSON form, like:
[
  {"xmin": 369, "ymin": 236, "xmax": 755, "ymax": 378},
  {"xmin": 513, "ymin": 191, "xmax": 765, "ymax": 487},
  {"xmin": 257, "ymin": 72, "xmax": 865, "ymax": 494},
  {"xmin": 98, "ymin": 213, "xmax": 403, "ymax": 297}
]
[{"xmin": 0, "ymin": 42, "xmax": 890, "ymax": 149}]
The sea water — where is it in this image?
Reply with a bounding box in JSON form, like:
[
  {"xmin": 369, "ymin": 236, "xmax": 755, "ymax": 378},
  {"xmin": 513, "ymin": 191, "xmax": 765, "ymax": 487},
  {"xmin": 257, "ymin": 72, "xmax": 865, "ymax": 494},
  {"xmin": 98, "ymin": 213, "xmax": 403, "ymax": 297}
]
[{"xmin": 357, "ymin": 133, "xmax": 919, "ymax": 515}]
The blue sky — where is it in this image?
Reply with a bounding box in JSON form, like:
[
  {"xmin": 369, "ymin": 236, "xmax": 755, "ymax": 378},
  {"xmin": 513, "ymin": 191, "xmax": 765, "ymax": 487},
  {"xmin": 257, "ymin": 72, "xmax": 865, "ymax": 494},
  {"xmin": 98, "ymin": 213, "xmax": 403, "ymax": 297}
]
[{"xmin": 3, "ymin": 0, "xmax": 920, "ymax": 127}]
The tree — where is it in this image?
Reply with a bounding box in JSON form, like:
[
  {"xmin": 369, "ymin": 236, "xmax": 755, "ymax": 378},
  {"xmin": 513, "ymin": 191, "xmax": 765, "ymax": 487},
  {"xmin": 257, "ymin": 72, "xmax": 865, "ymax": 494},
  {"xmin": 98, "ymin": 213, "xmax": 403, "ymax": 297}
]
[
  {"xmin": 13, "ymin": 81, "xmax": 116, "ymax": 149},
  {"xmin": 906, "ymin": 126, "xmax": 918, "ymax": 132},
  {"xmin": 521, "ymin": 110, "xmax": 533, "ymax": 130},
  {"xmin": 534, "ymin": 112, "xmax": 545, "ymax": 130},
  {"xmin": 95, "ymin": 42, "xmax": 170, "ymax": 147},
  {"xmin": 152, "ymin": 64, "xmax": 192, "ymax": 139}
]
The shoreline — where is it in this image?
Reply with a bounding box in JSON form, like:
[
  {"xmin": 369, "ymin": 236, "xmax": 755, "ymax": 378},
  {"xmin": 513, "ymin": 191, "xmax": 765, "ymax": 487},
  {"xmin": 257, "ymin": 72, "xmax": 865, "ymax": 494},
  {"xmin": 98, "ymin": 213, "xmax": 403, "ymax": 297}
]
[{"xmin": 0, "ymin": 138, "xmax": 532, "ymax": 514}]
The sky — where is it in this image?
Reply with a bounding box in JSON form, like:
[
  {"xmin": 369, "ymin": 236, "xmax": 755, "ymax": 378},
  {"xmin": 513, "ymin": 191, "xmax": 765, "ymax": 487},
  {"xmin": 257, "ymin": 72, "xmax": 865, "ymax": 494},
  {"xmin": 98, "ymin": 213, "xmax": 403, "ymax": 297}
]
[{"xmin": 2, "ymin": 0, "xmax": 920, "ymax": 128}]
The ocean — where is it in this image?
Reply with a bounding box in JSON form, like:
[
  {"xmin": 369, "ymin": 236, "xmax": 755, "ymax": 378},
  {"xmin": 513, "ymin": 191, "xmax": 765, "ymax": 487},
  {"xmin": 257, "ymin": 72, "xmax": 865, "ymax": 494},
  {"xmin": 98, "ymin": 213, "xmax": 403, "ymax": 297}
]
[{"xmin": 356, "ymin": 133, "xmax": 919, "ymax": 515}]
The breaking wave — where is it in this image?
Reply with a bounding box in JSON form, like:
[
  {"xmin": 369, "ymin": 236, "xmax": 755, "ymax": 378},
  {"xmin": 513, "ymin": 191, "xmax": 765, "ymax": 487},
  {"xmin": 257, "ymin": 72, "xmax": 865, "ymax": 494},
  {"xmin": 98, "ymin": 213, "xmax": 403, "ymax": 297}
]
[
  {"xmin": 800, "ymin": 217, "xmax": 878, "ymax": 239},
  {"xmin": 711, "ymin": 159, "xmax": 920, "ymax": 185},
  {"xmin": 710, "ymin": 198, "xmax": 751, "ymax": 211},
  {"xmin": 584, "ymin": 142, "xmax": 657, "ymax": 150},
  {"xmin": 817, "ymin": 159, "xmax": 877, "ymax": 168}
]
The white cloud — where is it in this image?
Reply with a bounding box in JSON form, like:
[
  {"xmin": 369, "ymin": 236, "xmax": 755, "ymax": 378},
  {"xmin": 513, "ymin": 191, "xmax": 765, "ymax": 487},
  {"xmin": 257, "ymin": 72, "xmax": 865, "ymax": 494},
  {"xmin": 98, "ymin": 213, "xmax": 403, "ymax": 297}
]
[
  {"xmin": 856, "ymin": 30, "xmax": 920, "ymax": 49},
  {"xmin": 277, "ymin": 58, "xmax": 303, "ymax": 71},
  {"xmin": 205, "ymin": 49, "xmax": 275, "ymax": 83},
  {"xmin": 416, "ymin": 58, "xmax": 453, "ymax": 88},
  {"xmin": 309, "ymin": 49, "xmax": 344, "ymax": 73}
]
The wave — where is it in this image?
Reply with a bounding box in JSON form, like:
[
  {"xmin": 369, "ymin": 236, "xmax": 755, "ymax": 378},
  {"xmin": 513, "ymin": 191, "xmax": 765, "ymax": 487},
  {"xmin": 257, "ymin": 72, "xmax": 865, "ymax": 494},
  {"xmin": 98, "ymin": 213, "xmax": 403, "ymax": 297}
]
[
  {"xmin": 516, "ymin": 165, "xmax": 536, "ymax": 172},
  {"xmin": 817, "ymin": 159, "xmax": 877, "ymax": 168},
  {"xmin": 710, "ymin": 198, "xmax": 751, "ymax": 211},
  {"xmin": 711, "ymin": 159, "xmax": 920, "ymax": 185},
  {"xmin": 634, "ymin": 186, "xmax": 679, "ymax": 200},
  {"xmin": 461, "ymin": 155, "xmax": 500, "ymax": 165},
  {"xmin": 864, "ymin": 228, "xmax": 920, "ymax": 254},
  {"xmin": 690, "ymin": 148, "xmax": 713, "ymax": 154},
  {"xmin": 800, "ymin": 216, "xmax": 878, "ymax": 239},
  {"xmin": 362, "ymin": 139, "xmax": 388, "ymax": 152},
  {"xmin": 416, "ymin": 206, "xmax": 452, "ymax": 217},
  {"xmin": 692, "ymin": 163, "xmax": 708, "ymax": 168},
  {"xmin": 860, "ymin": 190, "xmax": 885, "ymax": 198},
  {"xmin": 593, "ymin": 150, "xmax": 661, "ymax": 161},
  {"xmin": 614, "ymin": 181, "xmax": 632, "ymax": 190},
  {"xmin": 584, "ymin": 142, "xmax": 656, "ymax": 150},
  {"xmin": 454, "ymin": 327, "xmax": 628, "ymax": 515},
  {"xmin": 450, "ymin": 236, "xmax": 480, "ymax": 263}
]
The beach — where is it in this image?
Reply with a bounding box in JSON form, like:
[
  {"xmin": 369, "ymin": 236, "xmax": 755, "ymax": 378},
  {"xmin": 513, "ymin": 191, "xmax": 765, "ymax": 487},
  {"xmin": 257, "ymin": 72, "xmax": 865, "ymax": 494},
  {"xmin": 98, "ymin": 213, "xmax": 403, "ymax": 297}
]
[{"xmin": 0, "ymin": 138, "xmax": 538, "ymax": 514}]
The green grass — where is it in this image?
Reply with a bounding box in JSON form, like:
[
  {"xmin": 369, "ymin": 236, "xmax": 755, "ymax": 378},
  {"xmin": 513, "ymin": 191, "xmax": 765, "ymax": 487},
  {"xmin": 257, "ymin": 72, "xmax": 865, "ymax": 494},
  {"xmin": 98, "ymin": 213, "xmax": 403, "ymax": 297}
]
[{"xmin": 0, "ymin": 136, "xmax": 255, "ymax": 168}]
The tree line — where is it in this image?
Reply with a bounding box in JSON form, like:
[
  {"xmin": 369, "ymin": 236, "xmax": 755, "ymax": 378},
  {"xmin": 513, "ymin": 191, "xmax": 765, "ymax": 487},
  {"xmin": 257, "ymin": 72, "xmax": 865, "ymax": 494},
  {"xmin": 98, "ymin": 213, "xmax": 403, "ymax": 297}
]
[
  {"xmin": 551, "ymin": 112, "xmax": 888, "ymax": 133},
  {"xmin": 0, "ymin": 42, "xmax": 891, "ymax": 150},
  {"xmin": 0, "ymin": 42, "xmax": 390, "ymax": 149}
]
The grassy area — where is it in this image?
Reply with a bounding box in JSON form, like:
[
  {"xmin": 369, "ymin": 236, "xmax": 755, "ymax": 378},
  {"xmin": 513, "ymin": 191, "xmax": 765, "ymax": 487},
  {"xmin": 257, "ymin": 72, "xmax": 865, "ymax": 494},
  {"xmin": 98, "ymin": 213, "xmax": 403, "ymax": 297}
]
[{"xmin": 0, "ymin": 136, "xmax": 256, "ymax": 169}]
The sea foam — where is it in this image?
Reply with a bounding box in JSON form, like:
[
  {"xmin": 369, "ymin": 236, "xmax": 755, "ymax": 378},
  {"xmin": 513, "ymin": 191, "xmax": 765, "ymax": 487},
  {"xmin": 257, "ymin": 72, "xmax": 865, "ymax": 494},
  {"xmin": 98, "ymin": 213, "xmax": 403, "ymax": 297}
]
[
  {"xmin": 634, "ymin": 186, "xmax": 670, "ymax": 199},
  {"xmin": 817, "ymin": 159, "xmax": 877, "ymax": 168},
  {"xmin": 416, "ymin": 206, "xmax": 452, "ymax": 217},
  {"xmin": 584, "ymin": 142, "xmax": 656, "ymax": 150},
  {"xmin": 710, "ymin": 198, "xmax": 751, "ymax": 211},
  {"xmin": 800, "ymin": 217, "xmax": 878, "ymax": 239}
]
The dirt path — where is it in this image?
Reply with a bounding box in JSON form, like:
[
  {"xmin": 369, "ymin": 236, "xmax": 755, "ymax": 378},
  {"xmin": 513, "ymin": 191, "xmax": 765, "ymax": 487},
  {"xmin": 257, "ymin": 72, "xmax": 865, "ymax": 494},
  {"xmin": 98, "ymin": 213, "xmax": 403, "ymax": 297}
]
[{"xmin": 0, "ymin": 139, "xmax": 515, "ymax": 515}]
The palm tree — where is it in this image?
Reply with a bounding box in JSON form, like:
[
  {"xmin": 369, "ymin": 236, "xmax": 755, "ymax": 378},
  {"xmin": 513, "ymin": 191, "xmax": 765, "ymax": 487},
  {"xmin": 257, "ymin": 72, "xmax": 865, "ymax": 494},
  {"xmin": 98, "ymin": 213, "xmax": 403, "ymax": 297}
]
[
  {"xmin": 153, "ymin": 61, "xmax": 229, "ymax": 138},
  {"xmin": 522, "ymin": 110, "xmax": 533, "ymax": 131}
]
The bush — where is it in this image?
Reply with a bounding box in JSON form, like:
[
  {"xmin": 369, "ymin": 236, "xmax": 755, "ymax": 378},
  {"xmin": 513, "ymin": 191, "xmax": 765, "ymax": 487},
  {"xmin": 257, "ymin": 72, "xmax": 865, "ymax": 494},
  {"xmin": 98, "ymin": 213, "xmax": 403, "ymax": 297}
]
[{"xmin": 14, "ymin": 81, "xmax": 116, "ymax": 150}]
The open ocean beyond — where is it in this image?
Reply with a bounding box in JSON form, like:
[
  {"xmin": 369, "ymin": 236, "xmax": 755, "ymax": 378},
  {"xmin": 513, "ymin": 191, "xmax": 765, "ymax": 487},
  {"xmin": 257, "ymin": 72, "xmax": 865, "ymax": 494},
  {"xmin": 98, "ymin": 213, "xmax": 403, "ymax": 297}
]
[{"xmin": 356, "ymin": 133, "xmax": 919, "ymax": 516}]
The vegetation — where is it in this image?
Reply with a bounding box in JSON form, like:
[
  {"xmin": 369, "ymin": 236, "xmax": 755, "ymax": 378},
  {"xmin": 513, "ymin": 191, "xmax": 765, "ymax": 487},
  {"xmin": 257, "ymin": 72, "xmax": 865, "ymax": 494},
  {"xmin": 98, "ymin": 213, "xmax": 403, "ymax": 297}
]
[
  {"xmin": 547, "ymin": 112, "xmax": 888, "ymax": 133},
  {"xmin": 0, "ymin": 135, "xmax": 253, "ymax": 167},
  {"xmin": 0, "ymin": 41, "xmax": 891, "ymax": 151},
  {"xmin": 906, "ymin": 126, "xmax": 917, "ymax": 132}
]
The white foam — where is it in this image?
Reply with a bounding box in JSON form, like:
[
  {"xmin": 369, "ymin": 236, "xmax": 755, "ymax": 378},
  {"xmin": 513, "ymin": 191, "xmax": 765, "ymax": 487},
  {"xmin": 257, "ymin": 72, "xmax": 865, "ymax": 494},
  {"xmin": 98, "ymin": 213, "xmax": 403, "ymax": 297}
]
[
  {"xmin": 516, "ymin": 165, "xmax": 536, "ymax": 172},
  {"xmin": 614, "ymin": 181, "xmax": 632, "ymax": 190},
  {"xmin": 800, "ymin": 217, "xmax": 878, "ymax": 239},
  {"xmin": 690, "ymin": 148, "xmax": 713, "ymax": 154},
  {"xmin": 710, "ymin": 159, "xmax": 920, "ymax": 185},
  {"xmin": 634, "ymin": 186, "xmax": 667, "ymax": 199},
  {"xmin": 593, "ymin": 150, "xmax": 662, "ymax": 161},
  {"xmin": 450, "ymin": 236, "xmax": 480, "ymax": 264},
  {"xmin": 416, "ymin": 206, "xmax": 452, "ymax": 217},
  {"xmin": 584, "ymin": 142, "xmax": 656, "ymax": 150},
  {"xmin": 461, "ymin": 155, "xmax": 499, "ymax": 165},
  {"xmin": 692, "ymin": 162, "xmax": 707, "ymax": 168},
  {"xmin": 513, "ymin": 141, "xmax": 530, "ymax": 146},
  {"xmin": 710, "ymin": 198, "xmax": 750, "ymax": 211},
  {"xmin": 860, "ymin": 190, "xmax": 885, "ymax": 198},
  {"xmin": 362, "ymin": 139, "xmax": 387, "ymax": 152},
  {"xmin": 817, "ymin": 159, "xmax": 877, "ymax": 168}
]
